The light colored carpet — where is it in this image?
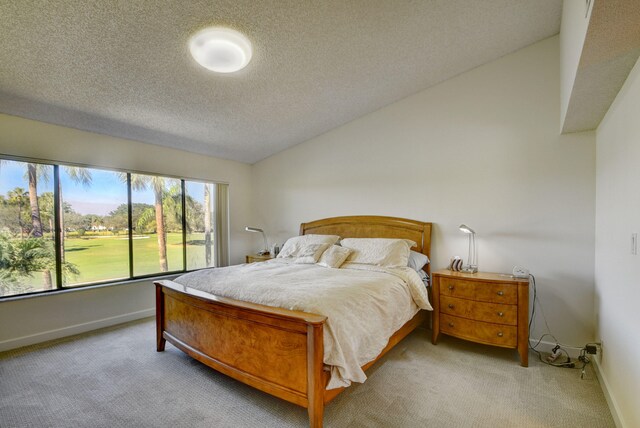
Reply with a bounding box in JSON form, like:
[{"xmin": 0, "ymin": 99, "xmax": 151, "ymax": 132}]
[{"xmin": 0, "ymin": 319, "xmax": 614, "ymax": 427}]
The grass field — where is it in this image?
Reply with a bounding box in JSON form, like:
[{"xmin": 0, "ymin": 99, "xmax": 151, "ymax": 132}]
[
  {"xmin": 63, "ymin": 232, "xmax": 212, "ymax": 286},
  {"xmin": 1, "ymin": 232, "xmax": 214, "ymax": 295}
]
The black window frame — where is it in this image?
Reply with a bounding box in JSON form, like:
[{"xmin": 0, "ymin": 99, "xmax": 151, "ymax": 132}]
[{"xmin": 0, "ymin": 154, "xmax": 225, "ymax": 299}]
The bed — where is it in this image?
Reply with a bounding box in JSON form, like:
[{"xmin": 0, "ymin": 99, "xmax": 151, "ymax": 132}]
[{"xmin": 155, "ymin": 215, "xmax": 432, "ymax": 427}]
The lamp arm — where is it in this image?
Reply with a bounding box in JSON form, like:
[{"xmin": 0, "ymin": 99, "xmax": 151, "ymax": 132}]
[
  {"xmin": 472, "ymin": 233, "xmax": 477, "ymax": 267},
  {"xmin": 469, "ymin": 233, "xmax": 477, "ymax": 268},
  {"xmin": 464, "ymin": 232, "xmax": 478, "ymax": 272}
]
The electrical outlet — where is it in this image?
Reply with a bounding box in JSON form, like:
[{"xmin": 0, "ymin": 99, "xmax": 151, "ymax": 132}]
[
  {"xmin": 599, "ymin": 339, "xmax": 604, "ymax": 362},
  {"xmin": 632, "ymin": 233, "xmax": 638, "ymax": 255}
]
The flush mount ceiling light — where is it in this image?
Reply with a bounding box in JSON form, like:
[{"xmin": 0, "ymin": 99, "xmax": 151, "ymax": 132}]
[{"xmin": 189, "ymin": 27, "xmax": 252, "ymax": 73}]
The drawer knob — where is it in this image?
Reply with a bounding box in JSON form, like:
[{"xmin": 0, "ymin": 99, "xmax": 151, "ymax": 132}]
[
  {"xmin": 497, "ymin": 291, "xmax": 504, "ymax": 296},
  {"xmin": 497, "ymin": 332, "xmax": 504, "ymax": 337},
  {"xmin": 448, "ymin": 304, "xmax": 455, "ymax": 309},
  {"xmin": 448, "ymin": 322, "xmax": 454, "ymax": 328},
  {"xmin": 448, "ymin": 285, "xmax": 455, "ymax": 291},
  {"xmin": 498, "ymin": 312, "xmax": 504, "ymax": 317}
]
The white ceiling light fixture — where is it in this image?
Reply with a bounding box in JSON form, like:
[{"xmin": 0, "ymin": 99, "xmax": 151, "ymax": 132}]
[{"xmin": 189, "ymin": 27, "xmax": 252, "ymax": 73}]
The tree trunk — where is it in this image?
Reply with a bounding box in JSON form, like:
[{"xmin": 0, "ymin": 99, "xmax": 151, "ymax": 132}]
[
  {"xmin": 43, "ymin": 269, "xmax": 53, "ymax": 290},
  {"xmin": 204, "ymin": 184, "xmax": 212, "ymax": 267},
  {"xmin": 27, "ymin": 163, "xmax": 43, "ymax": 238},
  {"xmin": 154, "ymin": 181, "xmax": 168, "ymax": 272},
  {"xmin": 27, "ymin": 164, "xmax": 50, "ymax": 289},
  {"xmin": 58, "ymin": 180, "xmax": 65, "ymax": 263}
]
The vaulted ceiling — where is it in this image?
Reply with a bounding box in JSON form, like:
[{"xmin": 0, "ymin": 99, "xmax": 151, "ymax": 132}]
[
  {"xmin": 562, "ymin": 0, "xmax": 640, "ymax": 133},
  {"xmin": 0, "ymin": 1, "xmax": 562, "ymax": 163}
]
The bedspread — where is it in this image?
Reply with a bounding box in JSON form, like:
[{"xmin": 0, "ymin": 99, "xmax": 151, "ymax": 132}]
[{"xmin": 174, "ymin": 259, "xmax": 432, "ymax": 389}]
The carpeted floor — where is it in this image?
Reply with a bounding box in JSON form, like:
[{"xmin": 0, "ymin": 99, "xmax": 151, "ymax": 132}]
[{"xmin": 0, "ymin": 319, "xmax": 614, "ymax": 427}]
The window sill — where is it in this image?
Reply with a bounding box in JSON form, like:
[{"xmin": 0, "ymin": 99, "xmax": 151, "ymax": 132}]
[{"xmin": 0, "ymin": 273, "xmax": 182, "ymax": 303}]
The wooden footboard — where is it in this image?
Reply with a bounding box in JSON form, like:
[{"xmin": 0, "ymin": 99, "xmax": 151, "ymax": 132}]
[{"xmin": 155, "ymin": 280, "xmax": 328, "ymax": 427}]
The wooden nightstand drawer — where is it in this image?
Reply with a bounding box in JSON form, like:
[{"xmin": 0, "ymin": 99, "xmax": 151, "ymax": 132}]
[
  {"xmin": 246, "ymin": 254, "xmax": 273, "ymax": 263},
  {"xmin": 440, "ymin": 296, "xmax": 517, "ymax": 326},
  {"xmin": 440, "ymin": 314, "xmax": 517, "ymax": 347},
  {"xmin": 440, "ymin": 277, "xmax": 517, "ymax": 304},
  {"xmin": 432, "ymin": 270, "xmax": 529, "ymax": 366}
]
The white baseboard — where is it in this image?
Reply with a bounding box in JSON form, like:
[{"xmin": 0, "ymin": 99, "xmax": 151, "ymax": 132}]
[
  {"xmin": 0, "ymin": 308, "xmax": 155, "ymax": 352},
  {"xmin": 593, "ymin": 357, "xmax": 626, "ymax": 428}
]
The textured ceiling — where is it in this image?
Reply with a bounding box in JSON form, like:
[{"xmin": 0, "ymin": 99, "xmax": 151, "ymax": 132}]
[
  {"xmin": 0, "ymin": 1, "xmax": 561, "ymax": 164},
  {"xmin": 562, "ymin": 0, "xmax": 640, "ymax": 133}
]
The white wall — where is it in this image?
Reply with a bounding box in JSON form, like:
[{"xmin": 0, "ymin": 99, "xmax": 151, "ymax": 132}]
[
  {"xmin": 0, "ymin": 114, "xmax": 254, "ymax": 351},
  {"xmin": 560, "ymin": 0, "xmax": 593, "ymax": 128},
  {"xmin": 253, "ymin": 36, "xmax": 596, "ymax": 348},
  {"xmin": 595, "ymin": 56, "xmax": 640, "ymax": 428}
]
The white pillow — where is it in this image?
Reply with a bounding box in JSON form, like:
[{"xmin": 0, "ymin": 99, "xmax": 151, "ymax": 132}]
[
  {"xmin": 277, "ymin": 234, "xmax": 340, "ymax": 258},
  {"xmin": 408, "ymin": 250, "xmax": 430, "ymax": 272},
  {"xmin": 317, "ymin": 245, "xmax": 352, "ymax": 268},
  {"xmin": 292, "ymin": 243, "xmax": 331, "ymax": 264},
  {"xmin": 341, "ymin": 238, "xmax": 411, "ymax": 268}
]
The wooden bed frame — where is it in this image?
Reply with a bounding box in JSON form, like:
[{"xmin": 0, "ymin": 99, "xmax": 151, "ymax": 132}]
[{"xmin": 155, "ymin": 215, "xmax": 432, "ymax": 427}]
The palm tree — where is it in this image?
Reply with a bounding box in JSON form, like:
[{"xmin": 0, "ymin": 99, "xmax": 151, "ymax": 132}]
[
  {"xmin": 7, "ymin": 187, "xmax": 28, "ymax": 239},
  {"xmin": 27, "ymin": 163, "xmax": 44, "ymax": 238},
  {"xmin": 121, "ymin": 174, "xmax": 169, "ymax": 272},
  {"xmin": 38, "ymin": 192, "xmax": 55, "ymax": 238},
  {"xmin": 0, "ymin": 231, "xmax": 49, "ymax": 296},
  {"xmin": 162, "ymin": 182, "xmax": 184, "ymax": 233},
  {"xmin": 22, "ymin": 163, "xmax": 91, "ymax": 287},
  {"xmin": 2, "ymin": 161, "xmax": 91, "ymax": 289},
  {"xmin": 151, "ymin": 177, "xmax": 168, "ymax": 272},
  {"xmin": 0, "ymin": 231, "xmax": 79, "ymax": 297},
  {"xmin": 1, "ymin": 161, "xmax": 47, "ymax": 238},
  {"xmin": 17, "ymin": 163, "xmax": 51, "ymax": 287}
]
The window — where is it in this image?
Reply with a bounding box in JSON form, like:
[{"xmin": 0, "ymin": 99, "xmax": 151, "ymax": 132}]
[
  {"xmin": 185, "ymin": 181, "xmax": 215, "ymax": 270},
  {"xmin": 131, "ymin": 174, "xmax": 183, "ymax": 276},
  {"xmin": 0, "ymin": 160, "xmax": 56, "ymax": 296},
  {"xmin": 60, "ymin": 167, "xmax": 129, "ymax": 286},
  {"xmin": 0, "ymin": 156, "xmax": 229, "ymax": 298}
]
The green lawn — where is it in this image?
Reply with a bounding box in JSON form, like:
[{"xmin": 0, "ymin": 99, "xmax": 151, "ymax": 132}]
[
  {"xmin": 63, "ymin": 232, "xmax": 212, "ymax": 286},
  {"xmin": 1, "ymin": 232, "xmax": 214, "ymax": 296}
]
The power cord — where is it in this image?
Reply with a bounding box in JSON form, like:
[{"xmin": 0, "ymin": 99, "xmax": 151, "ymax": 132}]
[
  {"xmin": 578, "ymin": 342, "xmax": 601, "ymax": 379},
  {"xmin": 527, "ymin": 274, "xmax": 595, "ymax": 373},
  {"xmin": 578, "ymin": 348, "xmax": 590, "ymax": 379}
]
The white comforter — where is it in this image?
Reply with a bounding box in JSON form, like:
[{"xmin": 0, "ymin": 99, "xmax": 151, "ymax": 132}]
[{"xmin": 174, "ymin": 259, "xmax": 432, "ymax": 389}]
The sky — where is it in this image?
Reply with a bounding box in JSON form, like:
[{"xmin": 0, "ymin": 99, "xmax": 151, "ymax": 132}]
[
  {"xmin": 1, "ymin": 160, "xmax": 206, "ymax": 216},
  {"xmin": 0, "ymin": 160, "xmax": 55, "ymax": 195}
]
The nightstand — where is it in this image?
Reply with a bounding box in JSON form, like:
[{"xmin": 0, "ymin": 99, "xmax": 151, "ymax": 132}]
[
  {"xmin": 431, "ymin": 270, "xmax": 529, "ymax": 366},
  {"xmin": 245, "ymin": 253, "xmax": 273, "ymax": 263}
]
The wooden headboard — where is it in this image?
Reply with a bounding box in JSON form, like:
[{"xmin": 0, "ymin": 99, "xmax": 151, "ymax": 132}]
[{"xmin": 300, "ymin": 215, "xmax": 432, "ymax": 275}]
